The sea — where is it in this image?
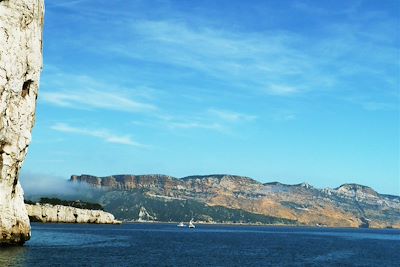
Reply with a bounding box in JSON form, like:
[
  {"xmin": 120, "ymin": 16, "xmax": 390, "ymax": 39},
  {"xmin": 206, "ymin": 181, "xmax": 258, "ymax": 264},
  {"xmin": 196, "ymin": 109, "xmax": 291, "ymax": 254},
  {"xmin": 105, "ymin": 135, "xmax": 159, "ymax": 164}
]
[{"xmin": 0, "ymin": 223, "xmax": 399, "ymax": 267}]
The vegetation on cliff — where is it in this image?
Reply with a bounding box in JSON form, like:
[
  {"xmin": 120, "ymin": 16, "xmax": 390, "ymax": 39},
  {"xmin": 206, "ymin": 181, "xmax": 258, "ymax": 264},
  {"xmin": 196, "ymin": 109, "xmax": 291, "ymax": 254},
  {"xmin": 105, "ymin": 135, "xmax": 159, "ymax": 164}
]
[
  {"xmin": 25, "ymin": 198, "xmax": 104, "ymax": 211},
  {"xmin": 98, "ymin": 190, "xmax": 296, "ymax": 224}
]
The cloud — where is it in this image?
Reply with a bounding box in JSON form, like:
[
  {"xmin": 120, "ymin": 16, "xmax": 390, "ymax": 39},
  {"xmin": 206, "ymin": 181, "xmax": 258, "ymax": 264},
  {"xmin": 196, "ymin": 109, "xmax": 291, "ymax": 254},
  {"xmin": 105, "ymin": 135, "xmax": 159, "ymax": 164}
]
[
  {"xmin": 157, "ymin": 107, "xmax": 256, "ymax": 133},
  {"xmin": 51, "ymin": 123, "xmax": 143, "ymax": 146},
  {"xmin": 208, "ymin": 109, "xmax": 256, "ymax": 122},
  {"xmin": 39, "ymin": 72, "xmax": 158, "ymax": 113},
  {"xmin": 270, "ymin": 110, "xmax": 297, "ymax": 121},
  {"xmin": 292, "ymin": 1, "xmax": 361, "ymax": 16},
  {"xmin": 345, "ymin": 97, "xmax": 398, "ymax": 111},
  {"xmin": 102, "ymin": 20, "xmax": 315, "ymax": 96},
  {"xmin": 168, "ymin": 121, "xmax": 224, "ymax": 131},
  {"xmin": 98, "ymin": 16, "xmax": 397, "ymax": 104},
  {"xmin": 361, "ymin": 101, "xmax": 396, "ymax": 111},
  {"xmin": 45, "ymin": 2, "xmax": 399, "ymax": 112},
  {"xmin": 265, "ymin": 84, "xmax": 299, "ymax": 96},
  {"xmin": 41, "ymin": 89, "xmax": 156, "ymax": 113},
  {"xmin": 46, "ymin": 0, "xmax": 86, "ymax": 8}
]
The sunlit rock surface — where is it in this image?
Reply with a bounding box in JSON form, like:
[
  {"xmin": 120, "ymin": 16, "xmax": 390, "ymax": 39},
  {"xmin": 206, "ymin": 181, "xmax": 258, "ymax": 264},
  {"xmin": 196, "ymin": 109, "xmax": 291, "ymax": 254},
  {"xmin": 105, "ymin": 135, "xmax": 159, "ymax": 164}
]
[
  {"xmin": 26, "ymin": 204, "xmax": 121, "ymax": 224},
  {"xmin": 71, "ymin": 174, "xmax": 400, "ymax": 228},
  {"xmin": 137, "ymin": 206, "xmax": 156, "ymax": 222},
  {"xmin": 0, "ymin": 0, "xmax": 44, "ymax": 245}
]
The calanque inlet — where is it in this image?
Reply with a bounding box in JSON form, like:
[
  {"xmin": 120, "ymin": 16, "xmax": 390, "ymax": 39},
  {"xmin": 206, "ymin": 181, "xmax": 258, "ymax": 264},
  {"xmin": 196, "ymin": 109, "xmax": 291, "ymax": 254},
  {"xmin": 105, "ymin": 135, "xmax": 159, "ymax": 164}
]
[{"xmin": 1, "ymin": 0, "xmax": 399, "ymax": 247}]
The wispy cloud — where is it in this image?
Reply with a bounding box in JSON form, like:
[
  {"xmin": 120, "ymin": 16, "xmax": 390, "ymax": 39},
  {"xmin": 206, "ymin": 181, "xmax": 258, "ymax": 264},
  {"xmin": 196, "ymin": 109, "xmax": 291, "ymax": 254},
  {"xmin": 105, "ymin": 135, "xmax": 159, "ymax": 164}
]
[
  {"xmin": 51, "ymin": 123, "xmax": 143, "ymax": 146},
  {"xmin": 345, "ymin": 96, "xmax": 398, "ymax": 111},
  {"xmin": 156, "ymin": 113, "xmax": 225, "ymax": 132},
  {"xmin": 208, "ymin": 109, "xmax": 256, "ymax": 122},
  {"xmin": 101, "ymin": 20, "xmax": 314, "ymax": 96},
  {"xmin": 270, "ymin": 110, "xmax": 297, "ymax": 121},
  {"xmin": 265, "ymin": 84, "xmax": 299, "ymax": 96},
  {"xmin": 40, "ymin": 72, "xmax": 157, "ymax": 113},
  {"xmin": 47, "ymin": 0, "xmax": 89, "ymax": 8},
  {"xmin": 168, "ymin": 121, "xmax": 224, "ymax": 131},
  {"xmin": 155, "ymin": 107, "xmax": 256, "ymax": 134},
  {"xmin": 361, "ymin": 102, "xmax": 396, "ymax": 111},
  {"xmin": 45, "ymin": 0, "xmax": 399, "ymax": 111},
  {"xmin": 42, "ymin": 89, "xmax": 156, "ymax": 113},
  {"xmin": 97, "ymin": 16, "xmax": 397, "ymax": 104},
  {"xmin": 292, "ymin": 1, "xmax": 362, "ymax": 16}
]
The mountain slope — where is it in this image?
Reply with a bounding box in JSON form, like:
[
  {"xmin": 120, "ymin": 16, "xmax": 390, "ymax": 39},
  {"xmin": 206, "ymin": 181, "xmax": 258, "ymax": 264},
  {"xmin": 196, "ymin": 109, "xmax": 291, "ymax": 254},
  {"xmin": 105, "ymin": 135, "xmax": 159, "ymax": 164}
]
[{"xmin": 70, "ymin": 174, "xmax": 400, "ymax": 228}]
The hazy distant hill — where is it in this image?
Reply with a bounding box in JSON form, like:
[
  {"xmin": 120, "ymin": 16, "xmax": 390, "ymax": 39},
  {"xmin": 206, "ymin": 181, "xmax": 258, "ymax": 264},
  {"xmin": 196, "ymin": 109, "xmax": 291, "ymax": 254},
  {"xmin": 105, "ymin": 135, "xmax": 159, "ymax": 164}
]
[{"xmin": 69, "ymin": 174, "xmax": 400, "ymax": 228}]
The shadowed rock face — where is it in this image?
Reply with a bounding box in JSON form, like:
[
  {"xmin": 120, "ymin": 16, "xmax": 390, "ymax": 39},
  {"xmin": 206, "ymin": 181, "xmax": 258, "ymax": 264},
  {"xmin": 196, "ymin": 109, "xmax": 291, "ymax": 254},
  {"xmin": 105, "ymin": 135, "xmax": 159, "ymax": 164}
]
[{"xmin": 0, "ymin": 0, "xmax": 44, "ymax": 245}]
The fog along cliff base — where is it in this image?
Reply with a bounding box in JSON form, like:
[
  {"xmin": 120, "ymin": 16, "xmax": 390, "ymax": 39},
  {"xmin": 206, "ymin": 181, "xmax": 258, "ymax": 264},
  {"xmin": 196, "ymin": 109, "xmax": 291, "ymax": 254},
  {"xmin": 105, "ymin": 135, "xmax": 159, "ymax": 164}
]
[
  {"xmin": 0, "ymin": 0, "xmax": 44, "ymax": 245},
  {"xmin": 69, "ymin": 174, "xmax": 400, "ymax": 228}
]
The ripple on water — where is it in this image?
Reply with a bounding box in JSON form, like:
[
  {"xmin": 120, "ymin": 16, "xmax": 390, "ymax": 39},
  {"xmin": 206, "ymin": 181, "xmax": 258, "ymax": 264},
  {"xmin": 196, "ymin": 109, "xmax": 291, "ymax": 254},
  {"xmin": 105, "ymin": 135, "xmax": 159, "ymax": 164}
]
[
  {"xmin": 2, "ymin": 224, "xmax": 398, "ymax": 267},
  {"xmin": 313, "ymin": 250, "xmax": 355, "ymax": 262},
  {"xmin": 26, "ymin": 229, "xmax": 130, "ymax": 248}
]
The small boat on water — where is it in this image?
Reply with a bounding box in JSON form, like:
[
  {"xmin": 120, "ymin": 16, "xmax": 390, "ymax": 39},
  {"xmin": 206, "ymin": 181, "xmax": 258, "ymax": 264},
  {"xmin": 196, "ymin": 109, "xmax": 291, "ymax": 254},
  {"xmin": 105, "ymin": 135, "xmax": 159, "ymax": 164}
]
[
  {"xmin": 177, "ymin": 222, "xmax": 186, "ymax": 227},
  {"xmin": 189, "ymin": 219, "xmax": 195, "ymax": 229}
]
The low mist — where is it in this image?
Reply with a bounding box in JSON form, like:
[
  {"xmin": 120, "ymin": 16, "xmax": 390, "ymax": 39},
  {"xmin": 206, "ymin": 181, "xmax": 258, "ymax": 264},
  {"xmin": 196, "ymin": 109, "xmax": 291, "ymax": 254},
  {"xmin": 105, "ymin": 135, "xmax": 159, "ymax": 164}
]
[{"xmin": 19, "ymin": 170, "xmax": 96, "ymax": 201}]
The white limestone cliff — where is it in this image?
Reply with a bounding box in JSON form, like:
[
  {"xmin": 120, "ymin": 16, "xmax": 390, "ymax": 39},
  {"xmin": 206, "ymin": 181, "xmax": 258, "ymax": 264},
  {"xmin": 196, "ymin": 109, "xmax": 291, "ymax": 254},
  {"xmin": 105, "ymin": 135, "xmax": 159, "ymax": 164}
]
[
  {"xmin": 26, "ymin": 204, "xmax": 121, "ymax": 224},
  {"xmin": 0, "ymin": 0, "xmax": 44, "ymax": 245}
]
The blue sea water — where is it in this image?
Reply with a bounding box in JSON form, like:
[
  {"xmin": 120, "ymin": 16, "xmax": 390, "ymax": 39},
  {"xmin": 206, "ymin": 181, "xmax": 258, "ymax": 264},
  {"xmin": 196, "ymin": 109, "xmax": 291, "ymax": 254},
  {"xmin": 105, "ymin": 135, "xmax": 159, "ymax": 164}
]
[{"xmin": 0, "ymin": 223, "xmax": 399, "ymax": 266}]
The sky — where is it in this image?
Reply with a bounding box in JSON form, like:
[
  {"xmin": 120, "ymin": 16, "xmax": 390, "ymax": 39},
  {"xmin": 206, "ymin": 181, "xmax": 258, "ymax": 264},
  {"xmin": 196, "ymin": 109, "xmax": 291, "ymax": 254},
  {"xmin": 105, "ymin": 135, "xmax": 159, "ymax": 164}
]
[{"xmin": 20, "ymin": 0, "xmax": 399, "ymax": 195}]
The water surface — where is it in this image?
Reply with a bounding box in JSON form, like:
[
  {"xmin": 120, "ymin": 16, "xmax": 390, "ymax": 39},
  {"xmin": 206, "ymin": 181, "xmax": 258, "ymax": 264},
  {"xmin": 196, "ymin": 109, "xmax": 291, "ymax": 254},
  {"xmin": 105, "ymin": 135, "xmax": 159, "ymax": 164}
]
[{"xmin": 1, "ymin": 223, "xmax": 399, "ymax": 266}]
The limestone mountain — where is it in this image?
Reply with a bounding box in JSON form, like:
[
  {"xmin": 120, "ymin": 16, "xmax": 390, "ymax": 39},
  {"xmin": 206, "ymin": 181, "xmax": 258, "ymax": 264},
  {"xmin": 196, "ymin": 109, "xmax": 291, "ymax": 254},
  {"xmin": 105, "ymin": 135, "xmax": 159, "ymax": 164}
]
[{"xmin": 70, "ymin": 174, "xmax": 400, "ymax": 228}]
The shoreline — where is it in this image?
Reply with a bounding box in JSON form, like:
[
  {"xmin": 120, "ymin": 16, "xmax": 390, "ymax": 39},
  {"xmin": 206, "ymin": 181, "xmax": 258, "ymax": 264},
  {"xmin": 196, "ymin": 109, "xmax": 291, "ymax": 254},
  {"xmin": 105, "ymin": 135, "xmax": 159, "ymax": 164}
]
[
  {"xmin": 28, "ymin": 221, "xmax": 400, "ymax": 230},
  {"xmin": 117, "ymin": 221, "xmax": 400, "ymax": 230}
]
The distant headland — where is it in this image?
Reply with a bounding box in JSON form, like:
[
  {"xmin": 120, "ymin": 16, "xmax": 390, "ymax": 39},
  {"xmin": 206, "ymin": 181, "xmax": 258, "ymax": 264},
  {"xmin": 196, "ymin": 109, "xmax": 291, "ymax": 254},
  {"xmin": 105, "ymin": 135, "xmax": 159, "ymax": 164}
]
[{"xmin": 64, "ymin": 174, "xmax": 400, "ymax": 229}]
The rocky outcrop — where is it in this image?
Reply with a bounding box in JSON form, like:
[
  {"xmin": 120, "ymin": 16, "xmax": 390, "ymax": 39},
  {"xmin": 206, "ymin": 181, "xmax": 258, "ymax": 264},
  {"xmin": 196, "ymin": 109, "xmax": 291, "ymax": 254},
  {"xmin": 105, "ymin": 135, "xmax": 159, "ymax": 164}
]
[
  {"xmin": 25, "ymin": 204, "xmax": 121, "ymax": 224},
  {"xmin": 137, "ymin": 206, "xmax": 156, "ymax": 222},
  {"xmin": 71, "ymin": 174, "xmax": 400, "ymax": 228},
  {"xmin": 0, "ymin": 0, "xmax": 44, "ymax": 245}
]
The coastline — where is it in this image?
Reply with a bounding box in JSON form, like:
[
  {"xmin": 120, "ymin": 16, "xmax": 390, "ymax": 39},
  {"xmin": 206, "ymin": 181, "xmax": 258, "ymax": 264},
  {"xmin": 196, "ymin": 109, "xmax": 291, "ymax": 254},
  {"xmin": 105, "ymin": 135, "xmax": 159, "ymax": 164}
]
[
  {"xmin": 118, "ymin": 220, "xmax": 399, "ymax": 230},
  {"xmin": 26, "ymin": 203, "xmax": 121, "ymax": 224}
]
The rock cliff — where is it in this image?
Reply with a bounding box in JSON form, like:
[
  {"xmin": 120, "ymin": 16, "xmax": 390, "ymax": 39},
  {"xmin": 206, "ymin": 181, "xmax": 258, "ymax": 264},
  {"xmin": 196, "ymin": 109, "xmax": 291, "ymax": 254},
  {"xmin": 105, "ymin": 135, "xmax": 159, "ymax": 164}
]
[
  {"xmin": 71, "ymin": 174, "xmax": 400, "ymax": 228},
  {"xmin": 25, "ymin": 204, "xmax": 121, "ymax": 224},
  {"xmin": 0, "ymin": 0, "xmax": 44, "ymax": 245}
]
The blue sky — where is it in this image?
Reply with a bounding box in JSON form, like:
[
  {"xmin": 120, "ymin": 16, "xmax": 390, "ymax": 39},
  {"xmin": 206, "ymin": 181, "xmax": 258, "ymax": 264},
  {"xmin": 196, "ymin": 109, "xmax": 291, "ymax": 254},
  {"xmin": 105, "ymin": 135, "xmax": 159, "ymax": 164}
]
[{"xmin": 21, "ymin": 0, "xmax": 399, "ymax": 195}]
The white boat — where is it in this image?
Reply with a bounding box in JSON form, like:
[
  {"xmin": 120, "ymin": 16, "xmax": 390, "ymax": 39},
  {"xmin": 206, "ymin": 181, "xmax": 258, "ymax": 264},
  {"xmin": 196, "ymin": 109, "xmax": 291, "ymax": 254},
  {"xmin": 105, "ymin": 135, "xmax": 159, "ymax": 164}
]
[
  {"xmin": 177, "ymin": 222, "xmax": 186, "ymax": 227},
  {"xmin": 189, "ymin": 219, "xmax": 195, "ymax": 229}
]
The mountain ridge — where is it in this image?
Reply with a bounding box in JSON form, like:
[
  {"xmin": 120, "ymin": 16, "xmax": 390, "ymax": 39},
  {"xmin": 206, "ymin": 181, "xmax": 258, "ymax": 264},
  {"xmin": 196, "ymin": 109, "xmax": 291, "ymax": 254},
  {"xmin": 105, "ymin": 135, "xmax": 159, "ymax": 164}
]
[
  {"xmin": 69, "ymin": 174, "xmax": 400, "ymax": 228},
  {"xmin": 70, "ymin": 173, "xmax": 396, "ymax": 197}
]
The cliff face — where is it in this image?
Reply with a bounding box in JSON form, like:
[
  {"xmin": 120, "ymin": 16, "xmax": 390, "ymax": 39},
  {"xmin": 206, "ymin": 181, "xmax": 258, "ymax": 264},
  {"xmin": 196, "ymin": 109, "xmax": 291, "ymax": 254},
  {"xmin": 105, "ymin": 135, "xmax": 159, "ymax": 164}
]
[
  {"xmin": 0, "ymin": 0, "xmax": 44, "ymax": 245},
  {"xmin": 71, "ymin": 174, "xmax": 400, "ymax": 228},
  {"xmin": 25, "ymin": 204, "xmax": 121, "ymax": 224}
]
